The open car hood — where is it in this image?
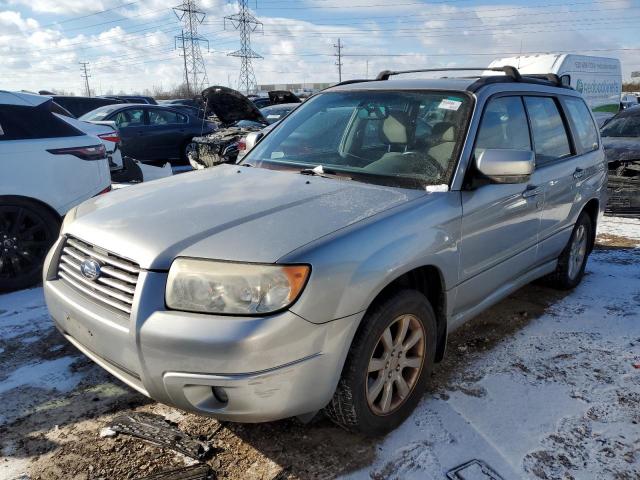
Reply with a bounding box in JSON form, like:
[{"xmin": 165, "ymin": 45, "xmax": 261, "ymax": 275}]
[
  {"xmin": 268, "ymin": 90, "xmax": 301, "ymax": 105},
  {"xmin": 201, "ymin": 85, "xmax": 267, "ymax": 125}
]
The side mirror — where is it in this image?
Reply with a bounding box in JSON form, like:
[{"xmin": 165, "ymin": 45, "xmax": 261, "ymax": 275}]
[{"xmin": 475, "ymin": 149, "xmax": 535, "ymax": 184}]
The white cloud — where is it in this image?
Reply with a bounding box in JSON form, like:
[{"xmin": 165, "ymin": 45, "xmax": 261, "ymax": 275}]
[{"xmin": 0, "ymin": 1, "xmax": 637, "ymax": 94}]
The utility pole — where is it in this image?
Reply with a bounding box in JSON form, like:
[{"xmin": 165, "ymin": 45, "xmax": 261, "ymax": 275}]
[
  {"xmin": 174, "ymin": 0, "xmax": 209, "ymax": 96},
  {"xmin": 334, "ymin": 38, "xmax": 343, "ymax": 82},
  {"xmin": 225, "ymin": 0, "xmax": 263, "ymax": 95},
  {"xmin": 79, "ymin": 62, "xmax": 91, "ymax": 96}
]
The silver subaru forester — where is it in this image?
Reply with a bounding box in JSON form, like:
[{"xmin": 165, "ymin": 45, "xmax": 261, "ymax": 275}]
[{"xmin": 43, "ymin": 67, "xmax": 607, "ymax": 435}]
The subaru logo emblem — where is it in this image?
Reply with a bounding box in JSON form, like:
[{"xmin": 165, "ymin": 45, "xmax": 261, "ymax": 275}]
[{"xmin": 80, "ymin": 258, "xmax": 101, "ymax": 281}]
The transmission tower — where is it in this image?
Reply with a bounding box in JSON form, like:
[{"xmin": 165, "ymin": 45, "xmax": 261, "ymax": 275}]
[
  {"xmin": 224, "ymin": 0, "xmax": 263, "ymax": 95},
  {"xmin": 334, "ymin": 38, "xmax": 343, "ymax": 82},
  {"xmin": 79, "ymin": 62, "xmax": 91, "ymax": 96},
  {"xmin": 174, "ymin": 0, "xmax": 209, "ymax": 96}
]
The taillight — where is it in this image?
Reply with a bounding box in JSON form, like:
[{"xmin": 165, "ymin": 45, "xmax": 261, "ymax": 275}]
[
  {"xmin": 98, "ymin": 132, "xmax": 121, "ymax": 143},
  {"xmin": 47, "ymin": 144, "xmax": 107, "ymax": 161},
  {"xmin": 237, "ymin": 138, "xmax": 247, "ymax": 151},
  {"xmin": 94, "ymin": 185, "xmax": 112, "ymax": 196}
]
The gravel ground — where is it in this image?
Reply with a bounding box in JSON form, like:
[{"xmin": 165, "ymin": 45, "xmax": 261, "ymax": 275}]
[{"xmin": 1, "ymin": 216, "xmax": 638, "ymax": 480}]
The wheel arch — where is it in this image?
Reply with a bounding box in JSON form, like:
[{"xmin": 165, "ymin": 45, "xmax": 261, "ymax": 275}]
[
  {"xmin": 582, "ymin": 198, "xmax": 599, "ymax": 254},
  {"xmin": 0, "ymin": 195, "xmax": 62, "ymax": 223},
  {"xmin": 361, "ymin": 264, "xmax": 448, "ymax": 363}
]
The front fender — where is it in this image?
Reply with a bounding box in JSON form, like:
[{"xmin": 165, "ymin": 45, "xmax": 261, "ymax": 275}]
[{"xmin": 283, "ymin": 192, "xmax": 462, "ymax": 324}]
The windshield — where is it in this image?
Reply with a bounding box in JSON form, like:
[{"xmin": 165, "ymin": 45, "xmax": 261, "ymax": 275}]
[
  {"xmin": 601, "ymin": 113, "xmax": 640, "ymax": 138},
  {"xmin": 79, "ymin": 104, "xmax": 121, "ymax": 121},
  {"xmin": 242, "ymin": 90, "xmax": 471, "ymax": 189}
]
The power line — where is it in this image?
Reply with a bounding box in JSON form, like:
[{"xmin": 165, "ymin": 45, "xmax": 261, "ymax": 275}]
[
  {"xmin": 225, "ymin": 0, "xmax": 263, "ymax": 94},
  {"xmin": 173, "ymin": 0, "xmax": 209, "ymax": 95}
]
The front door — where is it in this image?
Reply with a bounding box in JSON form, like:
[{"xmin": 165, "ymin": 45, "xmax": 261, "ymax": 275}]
[
  {"xmin": 111, "ymin": 107, "xmax": 146, "ymax": 159},
  {"xmin": 145, "ymin": 108, "xmax": 188, "ymax": 160},
  {"xmin": 456, "ymin": 96, "xmax": 543, "ymax": 316}
]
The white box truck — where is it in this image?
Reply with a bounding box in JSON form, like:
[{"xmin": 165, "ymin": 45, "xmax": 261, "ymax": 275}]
[{"xmin": 488, "ymin": 54, "xmax": 622, "ymax": 113}]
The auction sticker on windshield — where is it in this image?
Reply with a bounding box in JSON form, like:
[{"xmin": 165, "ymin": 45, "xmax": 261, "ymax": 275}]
[{"xmin": 438, "ymin": 98, "xmax": 462, "ymax": 111}]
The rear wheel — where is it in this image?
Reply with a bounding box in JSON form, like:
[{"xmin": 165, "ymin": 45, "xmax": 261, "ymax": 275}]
[
  {"xmin": 0, "ymin": 199, "xmax": 60, "ymax": 292},
  {"xmin": 543, "ymin": 211, "xmax": 592, "ymax": 290},
  {"xmin": 324, "ymin": 290, "xmax": 437, "ymax": 436}
]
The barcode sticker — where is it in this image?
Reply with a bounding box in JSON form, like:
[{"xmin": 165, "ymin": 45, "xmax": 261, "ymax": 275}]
[{"xmin": 438, "ymin": 99, "xmax": 462, "ymax": 111}]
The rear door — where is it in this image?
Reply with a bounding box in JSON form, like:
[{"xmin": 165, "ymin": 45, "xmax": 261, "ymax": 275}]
[
  {"xmin": 110, "ymin": 107, "xmax": 146, "ymax": 159},
  {"xmin": 145, "ymin": 108, "xmax": 189, "ymax": 159},
  {"xmin": 457, "ymin": 96, "xmax": 543, "ymax": 316},
  {"xmin": 523, "ymin": 95, "xmax": 583, "ymax": 264}
]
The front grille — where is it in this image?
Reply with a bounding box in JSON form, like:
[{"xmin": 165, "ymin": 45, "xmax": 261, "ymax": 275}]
[{"xmin": 57, "ymin": 236, "xmax": 140, "ymax": 316}]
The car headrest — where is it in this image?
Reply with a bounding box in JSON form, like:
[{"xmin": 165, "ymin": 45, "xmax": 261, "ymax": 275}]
[
  {"xmin": 432, "ymin": 122, "xmax": 456, "ymax": 142},
  {"xmin": 382, "ymin": 112, "xmax": 409, "ymax": 144}
]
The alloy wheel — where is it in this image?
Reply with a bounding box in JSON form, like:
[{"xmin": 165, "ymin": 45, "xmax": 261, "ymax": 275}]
[
  {"xmin": 0, "ymin": 206, "xmax": 52, "ymax": 281},
  {"xmin": 366, "ymin": 314, "xmax": 426, "ymax": 416},
  {"xmin": 568, "ymin": 224, "xmax": 587, "ymax": 280}
]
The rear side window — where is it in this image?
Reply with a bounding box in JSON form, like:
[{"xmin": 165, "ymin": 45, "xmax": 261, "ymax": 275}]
[
  {"xmin": 148, "ymin": 109, "xmax": 187, "ymax": 125},
  {"xmin": 113, "ymin": 108, "xmax": 145, "ymax": 128},
  {"xmin": 524, "ymin": 97, "xmax": 572, "ymax": 163},
  {"xmin": 474, "ymin": 96, "xmax": 531, "ymax": 155},
  {"xmin": 563, "ymin": 97, "xmax": 599, "ymax": 153},
  {"xmin": 0, "ymin": 103, "xmax": 83, "ymax": 141}
]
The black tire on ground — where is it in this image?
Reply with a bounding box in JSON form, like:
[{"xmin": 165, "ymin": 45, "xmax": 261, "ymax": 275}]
[
  {"xmin": 324, "ymin": 289, "xmax": 437, "ymax": 436},
  {"xmin": 542, "ymin": 211, "xmax": 593, "ymax": 290},
  {"xmin": 0, "ymin": 198, "xmax": 60, "ymax": 292},
  {"xmin": 182, "ymin": 140, "xmax": 196, "ymax": 163}
]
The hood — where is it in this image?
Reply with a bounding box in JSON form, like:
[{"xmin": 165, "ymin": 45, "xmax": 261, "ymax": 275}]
[
  {"xmin": 602, "ymin": 137, "xmax": 640, "ymax": 163},
  {"xmin": 268, "ymin": 90, "xmax": 301, "ymax": 105},
  {"xmin": 67, "ymin": 165, "xmax": 422, "ymax": 270},
  {"xmin": 201, "ymin": 85, "xmax": 267, "ymax": 126}
]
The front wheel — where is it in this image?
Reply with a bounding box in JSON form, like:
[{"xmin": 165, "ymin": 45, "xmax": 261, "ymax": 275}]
[
  {"xmin": 324, "ymin": 290, "xmax": 437, "ymax": 436},
  {"xmin": 0, "ymin": 200, "xmax": 60, "ymax": 291}
]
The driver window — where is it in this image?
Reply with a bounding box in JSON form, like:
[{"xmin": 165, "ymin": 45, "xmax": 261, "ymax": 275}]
[{"xmin": 474, "ymin": 97, "xmax": 531, "ymax": 158}]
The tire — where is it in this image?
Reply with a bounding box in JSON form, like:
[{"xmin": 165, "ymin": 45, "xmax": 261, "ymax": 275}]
[
  {"xmin": 0, "ymin": 199, "xmax": 60, "ymax": 292},
  {"xmin": 324, "ymin": 289, "xmax": 437, "ymax": 436},
  {"xmin": 543, "ymin": 211, "xmax": 592, "ymax": 290}
]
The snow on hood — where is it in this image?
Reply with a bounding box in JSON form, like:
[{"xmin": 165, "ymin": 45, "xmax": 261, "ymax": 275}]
[
  {"xmin": 201, "ymin": 85, "xmax": 267, "ymax": 126},
  {"xmin": 67, "ymin": 165, "xmax": 421, "ymax": 269}
]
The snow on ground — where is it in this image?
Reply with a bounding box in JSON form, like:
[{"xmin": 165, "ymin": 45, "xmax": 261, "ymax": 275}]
[
  {"xmin": 346, "ymin": 221, "xmax": 640, "ymax": 480},
  {"xmin": 597, "ymin": 215, "xmax": 640, "ymax": 245},
  {"xmin": 0, "ymin": 215, "xmax": 638, "ymax": 479}
]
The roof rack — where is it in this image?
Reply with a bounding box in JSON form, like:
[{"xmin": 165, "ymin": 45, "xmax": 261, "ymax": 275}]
[{"xmin": 375, "ymin": 66, "xmax": 522, "ymax": 81}]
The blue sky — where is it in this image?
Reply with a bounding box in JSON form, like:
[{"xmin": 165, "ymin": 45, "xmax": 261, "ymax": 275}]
[{"xmin": 0, "ymin": 0, "xmax": 638, "ymax": 94}]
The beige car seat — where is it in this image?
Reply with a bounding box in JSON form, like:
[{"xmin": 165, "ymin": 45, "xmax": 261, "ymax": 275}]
[{"xmin": 428, "ymin": 122, "xmax": 457, "ymax": 170}]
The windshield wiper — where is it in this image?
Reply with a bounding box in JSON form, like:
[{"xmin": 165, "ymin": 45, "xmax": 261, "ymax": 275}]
[{"xmin": 299, "ymin": 165, "xmax": 351, "ymax": 181}]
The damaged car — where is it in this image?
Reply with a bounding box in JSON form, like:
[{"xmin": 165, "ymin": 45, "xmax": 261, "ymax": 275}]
[
  {"xmin": 188, "ymin": 87, "xmax": 301, "ymax": 169},
  {"xmin": 188, "ymin": 86, "xmax": 269, "ymax": 169},
  {"xmin": 44, "ymin": 67, "xmax": 607, "ymax": 435},
  {"xmin": 601, "ymin": 107, "xmax": 640, "ymax": 216}
]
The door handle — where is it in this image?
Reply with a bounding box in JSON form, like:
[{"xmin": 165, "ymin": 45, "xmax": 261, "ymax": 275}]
[
  {"xmin": 522, "ymin": 185, "xmax": 543, "ymax": 198},
  {"xmin": 573, "ymin": 168, "xmax": 585, "ymax": 179}
]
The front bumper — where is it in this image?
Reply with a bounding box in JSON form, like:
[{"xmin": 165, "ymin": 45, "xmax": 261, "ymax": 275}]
[{"xmin": 43, "ymin": 239, "xmax": 361, "ymax": 422}]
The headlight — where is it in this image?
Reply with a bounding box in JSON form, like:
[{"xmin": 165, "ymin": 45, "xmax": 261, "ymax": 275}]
[{"xmin": 166, "ymin": 258, "xmax": 310, "ymax": 315}]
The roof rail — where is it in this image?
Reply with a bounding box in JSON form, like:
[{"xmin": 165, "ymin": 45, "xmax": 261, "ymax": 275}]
[
  {"xmin": 375, "ymin": 66, "xmax": 522, "ymax": 81},
  {"xmin": 520, "ymin": 73, "xmax": 564, "ymax": 87}
]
